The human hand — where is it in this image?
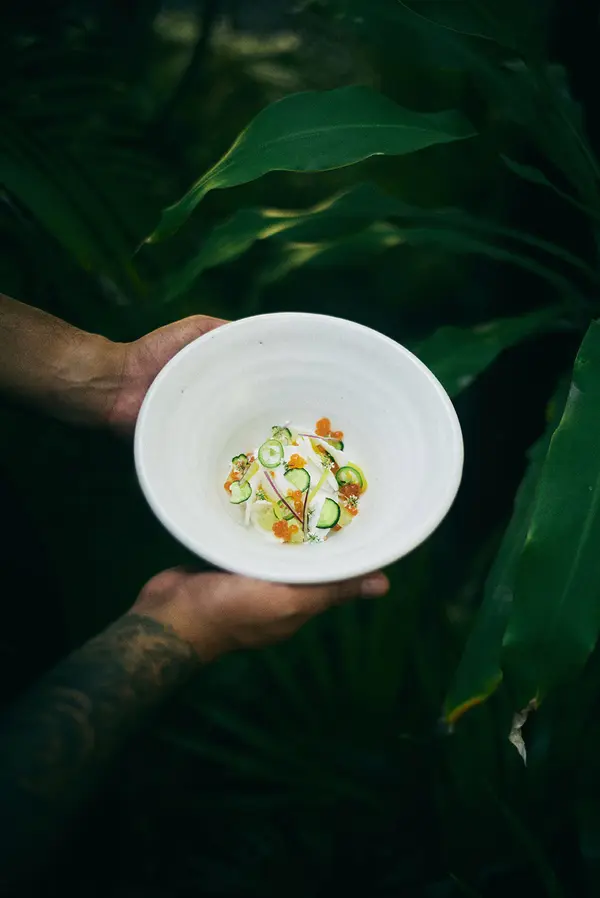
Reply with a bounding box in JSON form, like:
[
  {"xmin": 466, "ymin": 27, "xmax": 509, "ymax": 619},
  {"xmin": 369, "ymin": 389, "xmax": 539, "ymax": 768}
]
[
  {"xmin": 132, "ymin": 568, "xmax": 390, "ymax": 662},
  {"xmin": 106, "ymin": 315, "xmax": 226, "ymax": 435},
  {"xmin": 0, "ymin": 294, "xmax": 225, "ymax": 431}
]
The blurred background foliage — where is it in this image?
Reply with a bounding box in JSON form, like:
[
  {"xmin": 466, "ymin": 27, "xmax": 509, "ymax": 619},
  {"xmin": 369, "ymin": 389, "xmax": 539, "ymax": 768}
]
[{"xmin": 3, "ymin": 0, "xmax": 600, "ymax": 895}]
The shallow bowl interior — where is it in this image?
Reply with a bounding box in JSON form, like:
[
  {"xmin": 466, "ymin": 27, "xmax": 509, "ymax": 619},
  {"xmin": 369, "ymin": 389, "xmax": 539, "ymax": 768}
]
[{"xmin": 135, "ymin": 313, "xmax": 463, "ymax": 583}]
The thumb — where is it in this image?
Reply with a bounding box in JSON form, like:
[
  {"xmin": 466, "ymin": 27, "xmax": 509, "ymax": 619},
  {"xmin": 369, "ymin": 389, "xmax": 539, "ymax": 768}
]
[
  {"xmin": 162, "ymin": 315, "xmax": 227, "ymax": 351},
  {"xmin": 287, "ymin": 571, "xmax": 390, "ymax": 616}
]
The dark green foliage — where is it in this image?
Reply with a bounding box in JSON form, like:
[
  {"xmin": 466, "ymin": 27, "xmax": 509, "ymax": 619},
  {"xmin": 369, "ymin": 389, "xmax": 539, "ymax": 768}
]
[{"xmin": 2, "ymin": 1, "xmax": 600, "ymax": 895}]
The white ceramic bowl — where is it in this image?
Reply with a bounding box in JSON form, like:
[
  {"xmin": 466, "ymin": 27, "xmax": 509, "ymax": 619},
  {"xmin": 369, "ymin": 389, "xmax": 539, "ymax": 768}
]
[{"xmin": 135, "ymin": 312, "xmax": 463, "ymax": 584}]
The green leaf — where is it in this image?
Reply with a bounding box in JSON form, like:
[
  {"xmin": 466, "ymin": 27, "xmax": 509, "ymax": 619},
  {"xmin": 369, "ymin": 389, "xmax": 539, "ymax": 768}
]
[
  {"xmin": 164, "ymin": 183, "xmax": 408, "ymax": 300},
  {"xmin": 246, "ymin": 222, "xmax": 585, "ymax": 316},
  {"xmin": 398, "ymin": 0, "xmax": 551, "ymax": 56},
  {"xmin": 502, "ymin": 154, "xmax": 575, "ymax": 195},
  {"xmin": 502, "ymin": 155, "xmax": 600, "ymax": 226},
  {"xmin": 0, "ymin": 115, "xmax": 142, "ymax": 300},
  {"xmin": 145, "ymin": 86, "xmax": 476, "ymax": 243},
  {"xmin": 417, "ymin": 308, "xmax": 562, "ymax": 399},
  {"xmin": 505, "ymin": 64, "xmax": 600, "ymax": 207},
  {"xmin": 334, "ymin": 0, "xmax": 475, "ymax": 68},
  {"xmin": 444, "ymin": 376, "xmax": 569, "ymax": 724},
  {"xmin": 258, "ymin": 222, "xmax": 404, "ymax": 287},
  {"xmin": 392, "ymin": 227, "xmax": 591, "ymax": 300},
  {"xmin": 166, "ymin": 180, "xmax": 594, "ymax": 302},
  {"xmin": 503, "ymin": 322, "xmax": 600, "ymax": 706}
]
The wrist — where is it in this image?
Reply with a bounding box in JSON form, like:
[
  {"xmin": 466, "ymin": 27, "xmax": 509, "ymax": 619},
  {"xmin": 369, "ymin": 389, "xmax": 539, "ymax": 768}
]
[
  {"xmin": 133, "ymin": 576, "xmax": 225, "ymax": 663},
  {"xmin": 46, "ymin": 332, "xmax": 127, "ymax": 427}
]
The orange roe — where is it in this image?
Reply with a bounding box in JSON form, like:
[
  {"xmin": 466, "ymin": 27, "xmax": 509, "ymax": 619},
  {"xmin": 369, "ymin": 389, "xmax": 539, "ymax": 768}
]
[
  {"xmin": 346, "ymin": 505, "xmax": 359, "ymax": 517},
  {"xmin": 272, "ymin": 520, "xmax": 299, "ymax": 542},
  {"xmin": 341, "ymin": 483, "xmax": 360, "ymax": 499},
  {"xmin": 288, "ymin": 454, "xmax": 306, "ymax": 469},
  {"xmin": 223, "ymin": 470, "xmax": 242, "ymax": 492},
  {"xmin": 315, "ymin": 418, "xmax": 344, "ymax": 440},
  {"xmin": 287, "ymin": 489, "xmax": 304, "ymax": 514},
  {"xmin": 333, "ymin": 524, "xmax": 342, "ymax": 532}
]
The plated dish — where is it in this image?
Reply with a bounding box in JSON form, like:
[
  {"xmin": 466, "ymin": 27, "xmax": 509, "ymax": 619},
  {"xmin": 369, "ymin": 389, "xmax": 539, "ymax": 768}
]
[{"xmin": 224, "ymin": 417, "xmax": 367, "ymax": 544}]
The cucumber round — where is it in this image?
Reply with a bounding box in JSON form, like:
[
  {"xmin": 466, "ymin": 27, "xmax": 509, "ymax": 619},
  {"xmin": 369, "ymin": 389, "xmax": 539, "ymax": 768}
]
[
  {"xmin": 273, "ymin": 500, "xmax": 295, "ymax": 521},
  {"xmin": 284, "ymin": 467, "xmax": 310, "ymax": 492},
  {"xmin": 229, "ymin": 481, "xmax": 252, "ymax": 504},
  {"xmin": 336, "ymin": 465, "xmax": 363, "ymax": 489},
  {"xmin": 271, "ymin": 426, "xmax": 292, "ymax": 444},
  {"xmin": 258, "ymin": 439, "xmax": 284, "ymax": 468},
  {"xmin": 231, "ymin": 453, "xmax": 248, "ymax": 467},
  {"xmin": 317, "ymin": 498, "xmax": 340, "ymax": 529}
]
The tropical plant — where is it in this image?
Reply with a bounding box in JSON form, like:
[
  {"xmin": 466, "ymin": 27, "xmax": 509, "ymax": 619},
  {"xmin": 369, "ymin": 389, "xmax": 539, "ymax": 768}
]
[
  {"xmin": 3, "ymin": 0, "xmax": 600, "ymax": 895},
  {"xmin": 141, "ymin": 0, "xmax": 600, "ymax": 725}
]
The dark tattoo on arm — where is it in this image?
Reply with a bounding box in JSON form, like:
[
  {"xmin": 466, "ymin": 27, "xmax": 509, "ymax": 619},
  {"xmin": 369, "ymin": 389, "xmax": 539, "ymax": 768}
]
[{"xmin": 0, "ymin": 613, "xmax": 197, "ymax": 891}]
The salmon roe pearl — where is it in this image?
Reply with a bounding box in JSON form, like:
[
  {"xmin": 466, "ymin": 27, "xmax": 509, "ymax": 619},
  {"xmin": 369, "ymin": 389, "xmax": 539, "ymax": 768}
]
[
  {"xmin": 330, "ymin": 430, "xmax": 344, "ymax": 440},
  {"xmin": 288, "ymin": 454, "xmax": 306, "ymax": 469},
  {"xmin": 272, "ymin": 519, "xmax": 299, "ymax": 543},
  {"xmin": 315, "ymin": 417, "xmax": 331, "ymax": 437}
]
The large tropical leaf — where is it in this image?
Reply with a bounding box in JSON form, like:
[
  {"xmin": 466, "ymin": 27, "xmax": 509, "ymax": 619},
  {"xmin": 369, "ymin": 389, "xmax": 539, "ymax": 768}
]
[
  {"xmin": 417, "ymin": 308, "xmax": 563, "ymax": 399},
  {"xmin": 333, "ymin": 0, "xmax": 477, "ymax": 68},
  {"xmin": 502, "ymin": 155, "xmax": 600, "ymax": 225},
  {"xmin": 0, "ymin": 115, "xmax": 142, "ymax": 301},
  {"xmin": 163, "ymin": 183, "xmax": 408, "ymax": 300},
  {"xmin": 503, "ymin": 64, "xmax": 600, "ymax": 209},
  {"xmin": 257, "ymin": 222, "xmax": 590, "ymax": 309},
  {"xmin": 503, "ymin": 322, "xmax": 600, "ymax": 706},
  {"xmin": 166, "ymin": 181, "xmax": 594, "ymax": 302},
  {"xmin": 444, "ymin": 378, "xmax": 569, "ymax": 724},
  {"xmin": 145, "ymin": 86, "xmax": 476, "ymax": 243},
  {"xmin": 256, "ymin": 222, "xmax": 405, "ymax": 290},
  {"xmin": 398, "ymin": 0, "xmax": 552, "ymax": 56}
]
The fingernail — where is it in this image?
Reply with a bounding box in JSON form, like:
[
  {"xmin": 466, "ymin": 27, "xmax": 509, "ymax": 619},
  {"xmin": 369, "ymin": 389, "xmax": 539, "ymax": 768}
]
[{"xmin": 361, "ymin": 574, "xmax": 389, "ymax": 597}]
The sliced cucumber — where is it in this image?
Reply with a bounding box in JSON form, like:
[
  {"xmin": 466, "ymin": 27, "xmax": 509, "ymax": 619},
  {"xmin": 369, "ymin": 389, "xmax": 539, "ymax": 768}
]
[
  {"xmin": 273, "ymin": 500, "xmax": 294, "ymax": 521},
  {"xmin": 336, "ymin": 465, "xmax": 363, "ymax": 489},
  {"xmin": 231, "ymin": 453, "xmax": 248, "ymax": 467},
  {"xmin": 271, "ymin": 426, "xmax": 292, "ymax": 444},
  {"xmin": 284, "ymin": 467, "xmax": 310, "ymax": 492},
  {"xmin": 317, "ymin": 498, "xmax": 340, "ymax": 529},
  {"xmin": 329, "ymin": 439, "xmax": 344, "ymax": 451},
  {"xmin": 258, "ymin": 439, "xmax": 284, "ymax": 468},
  {"xmin": 229, "ymin": 481, "xmax": 252, "ymax": 504}
]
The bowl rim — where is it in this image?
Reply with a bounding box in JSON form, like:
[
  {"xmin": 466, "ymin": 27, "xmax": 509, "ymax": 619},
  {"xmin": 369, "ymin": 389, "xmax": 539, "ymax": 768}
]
[{"xmin": 134, "ymin": 312, "xmax": 464, "ymax": 583}]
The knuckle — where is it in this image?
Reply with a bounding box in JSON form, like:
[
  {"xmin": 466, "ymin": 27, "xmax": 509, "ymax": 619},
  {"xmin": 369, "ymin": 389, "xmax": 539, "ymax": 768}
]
[{"xmin": 144, "ymin": 568, "xmax": 185, "ymax": 596}]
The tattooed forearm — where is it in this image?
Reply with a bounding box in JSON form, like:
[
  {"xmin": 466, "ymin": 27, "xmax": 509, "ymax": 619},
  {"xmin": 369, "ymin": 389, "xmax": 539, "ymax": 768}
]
[{"xmin": 0, "ymin": 613, "xmax": 197, "ymax": 890}]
